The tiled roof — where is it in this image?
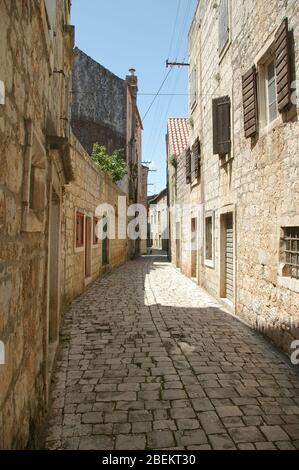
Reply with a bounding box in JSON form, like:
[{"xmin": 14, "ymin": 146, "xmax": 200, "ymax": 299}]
[{"xmin": 167, "ymin": 117, "xmax": 190, "ymax": 157}]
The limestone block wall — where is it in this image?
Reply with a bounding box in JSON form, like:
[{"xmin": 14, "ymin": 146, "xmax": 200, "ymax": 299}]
[
  {"xmin": 184, "ymin": 0, "xmax": 299, "ymax": 354},
  {"xmin": 61, "ymin": 136, "xmax": 129, "ymax": 305},
  {"xmin": 0, "ymin": 0, "xmax": 73, "ymax": 449}
]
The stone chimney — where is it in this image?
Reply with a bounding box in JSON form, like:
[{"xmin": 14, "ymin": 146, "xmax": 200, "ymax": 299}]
[{"xmin": 126, "ymin": 68, "xmax": 138, "ymax": 98}]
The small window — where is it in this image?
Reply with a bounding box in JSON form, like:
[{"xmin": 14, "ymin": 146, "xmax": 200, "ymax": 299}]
[
  {"xmin": 205, "ymin": 216, "xmax": 213, "ymax": 262},
  {"xmin": 76, "ymin": 211, "xmax": 84, "ymax": 248},
  {"xmin": 219, "ymin": 0, "xmax": 229, "ymax": 55},
  {"xmin": 44, "ymin": 0, "xmax": 57, "ymax": 38},
  {"xmin": 190, "ymin": 66, "xmax": 197, "ymax": 109},
  {"xmin": 258, "ymin": 49, "xmax": 279, "ymax": 128},
  {"xmin": 281, "ymin": 227, "xmax": 299, "ymax": 280}
]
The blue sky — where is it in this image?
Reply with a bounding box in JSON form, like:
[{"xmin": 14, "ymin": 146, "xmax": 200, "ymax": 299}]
[{"xmin": 71, "ymin": 0, "xmax": 197, "ymax": 195}]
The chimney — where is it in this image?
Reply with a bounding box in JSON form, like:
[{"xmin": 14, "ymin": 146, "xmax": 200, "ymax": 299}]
[{"xmin": 126, "ymin": 68, "xmax": 138, "ymax": 98}]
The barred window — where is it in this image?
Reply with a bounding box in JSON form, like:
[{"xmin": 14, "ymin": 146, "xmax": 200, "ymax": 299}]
[{"xmin": 283, "ymin": 227, "xmax": 299, "ymax": 280}]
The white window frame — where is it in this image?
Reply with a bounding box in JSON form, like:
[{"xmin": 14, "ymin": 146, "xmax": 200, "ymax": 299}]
[{"xmin": 257, "ymin": 43, "xmax": 280, "ymax": 132}]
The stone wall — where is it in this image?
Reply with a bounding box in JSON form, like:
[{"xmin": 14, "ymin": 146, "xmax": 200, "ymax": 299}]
[
  {"xmin": 0, "ymin": 0, "xmax": 73, "ymax": 448},
  {"xmin": 61, "ymin": 135, "xmax": 129, "ymax": 305},
  {"xmin": 71, "ymin": 48, "xmax": 127, "ymax": 156},
  {"xmin": 173, "ymin": 0, "xmax": 299, "ymax": 355}
]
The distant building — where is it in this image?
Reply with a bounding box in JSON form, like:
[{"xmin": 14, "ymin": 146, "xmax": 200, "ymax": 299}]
[{"xmin": 148, "ymin": 189, "xmax": 168, "ymax": 252}]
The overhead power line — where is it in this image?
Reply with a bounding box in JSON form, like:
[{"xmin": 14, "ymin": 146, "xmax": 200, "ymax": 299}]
[{"xmin": 141, "ymin": 67, "xmax": 173, "ymax": 123}]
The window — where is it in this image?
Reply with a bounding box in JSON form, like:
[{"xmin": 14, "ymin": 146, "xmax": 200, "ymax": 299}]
[
  {"xmin": 93, "ymin": 217, "xmax": 99, "ymax": 245},
  {"xmin": 266, "ymin": 61, "xmax": 278, "ymax": 123},
  {"xmin": 258, "ymin": 51, "xmax": 278, "ymax": 128},
  {"xmin": 22, "ymin": 120, "xmax": 47, "ymax": 233},
  {"xmin": 212, "ymin": 96, "xmax": 231, "ymax": 156},
  {"xmin": 205, "ymin": 215, "xmax": 214, "ymax": 263},
  {"xmin": 185, "ymin": 147, "xmax": 191, "ymax": 184},
  {"xmin": 191, "ymin": 138, "xmax": 200, "ymax": 183},
  {"xmin": 44, "ymin": 0, "xmax": 57, "ymax": 39},
  {"xmin": 76, "ymin": 211, "xmax": 84, "ymax": 248},
  {"xmin": 190, "ymin": 66, "xmax": 197, "ymax": 109},
  {"xmin": 219, "ymin": 0, "xmax": 229, "ymax": 55},
  {"xmin": 281, "ymin": 227, "xmax": 299, "ymax": 280}
]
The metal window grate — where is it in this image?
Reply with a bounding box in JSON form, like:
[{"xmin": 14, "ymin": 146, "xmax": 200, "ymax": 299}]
[{"xmin": 284, "ymin": 227, "xmax": 299, "ymax": 280}]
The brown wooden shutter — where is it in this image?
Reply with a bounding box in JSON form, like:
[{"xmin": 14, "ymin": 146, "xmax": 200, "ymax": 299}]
[
  {"xmin": 212, "ymin": 96, "xmax": 231, "ymax": 155},
  {"xmin": 186, "ymin": 147, "xmax": 191, "ymax": 184},
  {"xmin": 275, "ymin": 18, "xmax": 291, "ymax": 112},
  {"xmin": 193, "ymin": 138, "xmax": 201, "ymax": 179},
  {"xmin": 242, "ymin": 65, "xmax": 258, "ymax": 138}
]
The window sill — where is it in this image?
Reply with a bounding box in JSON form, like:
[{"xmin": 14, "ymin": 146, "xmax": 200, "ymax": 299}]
[
  {"xmin": 204, "ymin": 259, "xmax": 214, "ymax": 269},
  {"xmin": 74, "ymin": 246, "xmax": 85, "ymax": 254},
  {"xmin": 220, "ymin": 154, "xmax": 233, "ymax": 167},
  {"xmin": 219, "ymin": 39, "xmax": 231, "ymax": 65},
  {"xmin": 277, "ymin": 275, "xmax": 299, "ymax": 294},
  {"xmin": 259, "ymin": 116, "xmax": 281, "ymax": 138},
  {"xmin": 191, "ymin": 178, "xmax": 199, "ymax": 189}
]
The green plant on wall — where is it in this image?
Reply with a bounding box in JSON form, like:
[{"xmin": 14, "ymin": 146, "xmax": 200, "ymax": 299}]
[{"xmin": 91, "ymin": 143, "xmax": 127, "ymax": 183}]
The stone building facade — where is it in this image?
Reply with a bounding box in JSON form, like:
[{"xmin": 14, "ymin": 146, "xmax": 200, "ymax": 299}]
[
  {"xmin": 71, "ymin": 50, "xmax": 146, "ymax": 254},
  {"xmin": 0, "ymin": 1, "xmax": 131, "ymax": 449},
  {"xmin": 168, "ymin": 0, "xmax": 299, "ymax": 355},
  {"xmin": 148, "ymin": 188, "xmax": 168, "ymax": 252},
  {"xmin": 0, "ymin": 0, "xmax": 74, "ymax": 448}
]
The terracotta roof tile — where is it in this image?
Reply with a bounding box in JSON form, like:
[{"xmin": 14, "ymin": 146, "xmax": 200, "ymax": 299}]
[{"xmin": 167, "ymin": 117, "xmax": 190, "ymax": 157}]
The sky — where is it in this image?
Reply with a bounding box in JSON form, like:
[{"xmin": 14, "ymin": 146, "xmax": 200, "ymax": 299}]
[{"xmin": 71, "ymin": 0, "xmax": 197, "ymax": 196}]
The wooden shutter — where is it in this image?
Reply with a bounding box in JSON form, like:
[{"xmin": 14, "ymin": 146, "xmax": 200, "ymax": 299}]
[
  {"xmin": 219, "ymin": 0, "xmax": 229, "ymax": 54},
  {"xmin": 242, "ymin": 66, "xmax": 258, "ymax": 138},
  {"xmin": 275, "ymin": 18, "xmax": 291, "ymax": 112},
  {"xmin": 212, "ymin": 96, "xmax": 231, "ymax": 155},
  {"xmin": 192, "ymin": 138, "xmax": 201, "ymax": 180},
  {"xmin": 186, "ymin": 147, "xmax": 191, "ymax": 184}
]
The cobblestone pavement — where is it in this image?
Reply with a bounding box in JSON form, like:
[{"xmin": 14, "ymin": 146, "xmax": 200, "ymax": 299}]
[{"xmin": 44, "ymin": 256, "xmax": 299, "ymax": 450}]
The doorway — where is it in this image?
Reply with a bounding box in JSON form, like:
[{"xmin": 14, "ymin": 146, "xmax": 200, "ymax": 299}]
[
  {"xmin": 191, "ymin": 217, "xmax": 197, "ymax": 279},
  {"xmin": 48, "ymin": 188, "xmax": 60, "ymax": 364},
  {"xmin": 85, "ymin": 216, "xmax": 92, "ymax": 278},
  {"xmin": 102, "ymin": 218, "xmax": 109, "ymax": 266},
  {"xmin": 175, "ymin": 221, "xmax": 181, "ymax": 268},
  {"xmin": 220, "ymin": 212, "xmax": 234, "ymax": 302}
]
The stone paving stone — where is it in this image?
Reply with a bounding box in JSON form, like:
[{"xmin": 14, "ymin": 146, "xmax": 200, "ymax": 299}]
[
  {"xmin": 209, "ymin": 433, "xmax": 237, "ymax": 450},
  {"xmin": 229, "ymin": 426, "xmax": 265, "ymax": 443},
  {"xmin": 216, "ymin": 406, "xmax": 243, "ymax": 418},
  {"xmin": 44, "ymin": 256, "xmax": 299, "ymax": 450},
  {"xmin": 175, "ymin": 429, "xmax": 208, "ymax": 446},
  {"xmin": 147, "ymin": 430, "xmax": 176, "ymax": 449},
  {"xmin": 115, "ymin": 434, "xmax": 146, "ymax": 450},
  {"xmin": 198, "ymin": 411, "xmax": 226, "ymax": 434},
  {"xmin": 79, "ymin": 435, "xmax": 114, "ymax": 450}
]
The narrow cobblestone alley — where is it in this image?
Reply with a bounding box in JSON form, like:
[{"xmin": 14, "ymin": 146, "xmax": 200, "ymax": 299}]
[{"xmin": 44, "ymin": 256, "xmax": 299, "ymax": 450}]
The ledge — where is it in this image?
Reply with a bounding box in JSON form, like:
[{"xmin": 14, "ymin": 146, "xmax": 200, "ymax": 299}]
[{"xmin": 278, "ymin": 276, "xmax": 299, "ymax": 294}]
